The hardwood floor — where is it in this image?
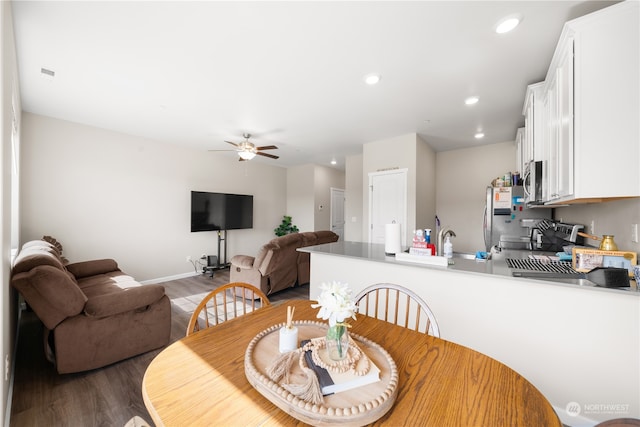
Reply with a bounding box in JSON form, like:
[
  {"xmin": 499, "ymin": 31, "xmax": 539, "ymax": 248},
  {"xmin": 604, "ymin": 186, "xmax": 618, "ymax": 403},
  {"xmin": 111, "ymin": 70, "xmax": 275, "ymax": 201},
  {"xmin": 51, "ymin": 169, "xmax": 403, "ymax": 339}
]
[{"xmin": 9, "ymin": 270, "xmax": 309, "ymax": 427}]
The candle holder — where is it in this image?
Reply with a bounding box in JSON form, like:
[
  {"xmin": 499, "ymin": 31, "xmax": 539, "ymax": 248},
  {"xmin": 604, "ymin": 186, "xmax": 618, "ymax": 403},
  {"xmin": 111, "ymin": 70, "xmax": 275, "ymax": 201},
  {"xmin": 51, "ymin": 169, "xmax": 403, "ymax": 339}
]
[{"xmin": 278, "ymin": 306, "xmax": 298, "ymax": 353}]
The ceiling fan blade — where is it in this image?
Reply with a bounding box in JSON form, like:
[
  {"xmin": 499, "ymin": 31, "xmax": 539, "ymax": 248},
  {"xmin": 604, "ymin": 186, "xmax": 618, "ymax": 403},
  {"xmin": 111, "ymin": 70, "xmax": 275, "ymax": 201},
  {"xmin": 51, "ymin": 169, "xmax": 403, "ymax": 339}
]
[
  {"xmin": 256, "ymin": 145, "xmax": 278, "ymax": 151},
  {"xmin": 257, "ymin": 152, "xmax": 279, "ymax": 159},
  {"xmin": 225, "ymin": 140, "xmax": 239, "ymax": 147}
]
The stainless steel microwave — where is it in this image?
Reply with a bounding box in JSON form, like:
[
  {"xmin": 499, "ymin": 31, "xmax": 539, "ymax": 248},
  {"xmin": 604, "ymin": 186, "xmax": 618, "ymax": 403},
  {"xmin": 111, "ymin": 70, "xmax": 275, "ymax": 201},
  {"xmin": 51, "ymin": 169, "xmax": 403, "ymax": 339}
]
[{"xmin": 524, "ymin": 160, "xmax": 544, "ymax": 205}]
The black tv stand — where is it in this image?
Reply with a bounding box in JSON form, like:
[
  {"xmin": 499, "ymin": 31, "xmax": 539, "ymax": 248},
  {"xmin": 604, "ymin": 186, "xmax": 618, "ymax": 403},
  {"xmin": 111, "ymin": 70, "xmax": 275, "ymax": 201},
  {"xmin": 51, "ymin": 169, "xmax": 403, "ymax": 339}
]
[{"xmin": 215, "ymin": 230, "xmax": 230, "ymax": 270}]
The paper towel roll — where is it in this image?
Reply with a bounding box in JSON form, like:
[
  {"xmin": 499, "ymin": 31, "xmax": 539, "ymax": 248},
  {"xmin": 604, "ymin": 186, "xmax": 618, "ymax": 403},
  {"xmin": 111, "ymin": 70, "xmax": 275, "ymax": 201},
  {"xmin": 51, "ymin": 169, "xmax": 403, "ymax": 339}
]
[{"xmin": 385, "ymin": 223, "xmax": 402, "ymax": 255}]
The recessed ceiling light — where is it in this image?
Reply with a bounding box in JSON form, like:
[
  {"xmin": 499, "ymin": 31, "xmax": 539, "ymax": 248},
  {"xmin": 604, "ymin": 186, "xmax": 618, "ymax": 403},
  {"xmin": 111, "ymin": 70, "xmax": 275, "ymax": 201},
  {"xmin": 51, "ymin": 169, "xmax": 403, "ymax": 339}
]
[
  {"xmin": 331, "ymin": 159, "xmax": 337, "ymax": 165},
  {"xmin": 465, "ymin": 96, "xmax": 479, "ymax": 105},
  {"xmin": 364, "ymin": 74, "xmax": 381, "ymax": 85},
  {"xmin": 475, "ymin": 132, "xmax": 485, "ymax": 139},
  {"xmin": 495, "ymin": 14, "xmax": 522, "ymax": 34}
]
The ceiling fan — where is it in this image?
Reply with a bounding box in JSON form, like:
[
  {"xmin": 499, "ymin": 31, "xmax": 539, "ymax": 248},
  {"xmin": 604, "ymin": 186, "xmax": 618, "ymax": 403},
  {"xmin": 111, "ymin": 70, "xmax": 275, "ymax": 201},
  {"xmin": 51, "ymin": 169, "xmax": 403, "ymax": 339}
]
[{"xmin": 210, "ymin": 133, "xmax": 279, "ymax": 161}]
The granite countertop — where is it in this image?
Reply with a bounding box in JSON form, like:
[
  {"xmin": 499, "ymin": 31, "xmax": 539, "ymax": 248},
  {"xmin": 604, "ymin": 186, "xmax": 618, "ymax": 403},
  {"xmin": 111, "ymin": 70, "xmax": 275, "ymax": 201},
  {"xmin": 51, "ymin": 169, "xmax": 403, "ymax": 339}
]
[{"xmin": 300, "ymin": 241, "xmax": 639, "ymax": 296}]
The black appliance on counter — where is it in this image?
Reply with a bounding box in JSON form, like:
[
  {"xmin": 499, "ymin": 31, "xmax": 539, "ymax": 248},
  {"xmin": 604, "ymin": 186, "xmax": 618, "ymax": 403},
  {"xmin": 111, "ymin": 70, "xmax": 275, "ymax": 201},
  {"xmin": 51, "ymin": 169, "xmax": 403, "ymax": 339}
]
[{"xmin": 530, "ymin": 219, "xmax": 586, "ymax": 252}]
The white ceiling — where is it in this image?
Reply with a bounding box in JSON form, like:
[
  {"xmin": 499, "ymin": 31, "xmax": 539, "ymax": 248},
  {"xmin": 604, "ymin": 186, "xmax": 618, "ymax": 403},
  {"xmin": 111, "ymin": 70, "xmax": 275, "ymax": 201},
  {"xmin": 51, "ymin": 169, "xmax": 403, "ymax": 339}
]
[{"xmin": 12, "ymin": 0, "xmax": 617, "ymax": 169}]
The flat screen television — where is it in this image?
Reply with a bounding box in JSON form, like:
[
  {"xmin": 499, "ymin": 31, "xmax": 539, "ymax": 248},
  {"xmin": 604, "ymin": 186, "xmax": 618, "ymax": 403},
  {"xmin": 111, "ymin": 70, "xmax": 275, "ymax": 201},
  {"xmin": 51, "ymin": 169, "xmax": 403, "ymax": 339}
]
[{"xmin": 191, "ymin": 191, "xmax": 253, "ymax": 232}]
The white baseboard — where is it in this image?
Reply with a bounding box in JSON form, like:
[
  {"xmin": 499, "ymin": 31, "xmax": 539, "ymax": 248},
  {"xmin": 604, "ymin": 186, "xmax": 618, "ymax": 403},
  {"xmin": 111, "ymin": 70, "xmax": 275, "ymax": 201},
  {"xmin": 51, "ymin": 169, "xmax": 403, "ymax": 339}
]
[{"xmin": 140, "ymin": 271, "xmax": 198, "ymax": 285}]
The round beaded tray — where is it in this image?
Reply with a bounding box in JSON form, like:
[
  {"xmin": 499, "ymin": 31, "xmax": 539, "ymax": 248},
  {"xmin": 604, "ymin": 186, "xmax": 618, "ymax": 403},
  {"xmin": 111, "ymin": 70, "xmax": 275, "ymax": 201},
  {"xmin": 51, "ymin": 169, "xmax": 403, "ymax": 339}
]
[{"xmin": 244, "ymin": 320, "xmax": 398, "ymax": 427}]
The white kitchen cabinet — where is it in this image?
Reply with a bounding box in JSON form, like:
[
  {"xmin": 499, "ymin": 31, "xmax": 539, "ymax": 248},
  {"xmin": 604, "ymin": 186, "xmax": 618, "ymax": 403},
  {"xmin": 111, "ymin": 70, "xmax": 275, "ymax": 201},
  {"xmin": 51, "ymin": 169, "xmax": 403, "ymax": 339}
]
[
  {"xmin": 521, "ymin": 82, "xmax": 545, "ymax": 165},
  {"xmin": 528, "ymin": 1, "xmax": 639, "ymax": 204},
  {"xmin": 515, "ymin": 127, "xmax": 524, "ymax": 177},
  {"xmin": 542, "ymin": 77, "xmax": 556, "ymax": 202},
  {"xmin": 520, "ymin": 82, "xmax": 545, "ymax": 202},
  {"xmin": 544, "ymin": 37, "xmax": 574, "ymax": 202}
]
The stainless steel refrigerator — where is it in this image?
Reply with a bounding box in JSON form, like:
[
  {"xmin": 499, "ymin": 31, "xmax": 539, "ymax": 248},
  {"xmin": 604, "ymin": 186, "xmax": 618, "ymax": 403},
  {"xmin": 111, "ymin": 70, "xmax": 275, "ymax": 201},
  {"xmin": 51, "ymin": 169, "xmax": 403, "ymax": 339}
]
[{"xmin": 483, "ymin": 186, "xmax": 552, "ymax": 252}]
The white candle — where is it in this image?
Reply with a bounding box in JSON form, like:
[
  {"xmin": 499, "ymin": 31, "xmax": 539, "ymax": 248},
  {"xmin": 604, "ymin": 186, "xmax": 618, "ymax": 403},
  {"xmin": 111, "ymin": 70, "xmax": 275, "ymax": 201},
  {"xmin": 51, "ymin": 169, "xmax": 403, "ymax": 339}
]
[{"xmin": 279, "ymin": 326, "xmax": 298, "ymax": 353}]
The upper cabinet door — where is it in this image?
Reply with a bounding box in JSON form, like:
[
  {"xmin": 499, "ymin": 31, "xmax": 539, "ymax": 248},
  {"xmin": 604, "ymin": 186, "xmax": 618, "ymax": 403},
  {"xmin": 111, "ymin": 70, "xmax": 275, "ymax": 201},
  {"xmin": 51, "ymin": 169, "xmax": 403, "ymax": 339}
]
[{"xmin": 556, "ymin": 37, "xmax": 574, "ymax": 200}]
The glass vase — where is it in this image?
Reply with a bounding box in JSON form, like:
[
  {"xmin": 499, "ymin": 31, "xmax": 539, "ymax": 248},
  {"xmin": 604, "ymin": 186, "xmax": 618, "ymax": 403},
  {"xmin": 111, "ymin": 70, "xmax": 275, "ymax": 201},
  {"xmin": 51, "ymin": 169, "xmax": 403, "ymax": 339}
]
[{"xmin": 326, "ymin": 324, "xmax": 349, "ymax": 361}]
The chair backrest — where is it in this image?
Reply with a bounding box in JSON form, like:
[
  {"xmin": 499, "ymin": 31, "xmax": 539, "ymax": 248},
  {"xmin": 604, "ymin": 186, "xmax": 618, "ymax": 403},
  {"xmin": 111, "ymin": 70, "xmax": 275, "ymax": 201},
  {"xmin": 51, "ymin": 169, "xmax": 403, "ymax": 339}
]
[
  {"xmin": 185, "ymin": 282, "xmax": 271, "ymax": 336},
  {"xmin": 354, "ymin": 283, "xmax": 440, "ymax": 337}
]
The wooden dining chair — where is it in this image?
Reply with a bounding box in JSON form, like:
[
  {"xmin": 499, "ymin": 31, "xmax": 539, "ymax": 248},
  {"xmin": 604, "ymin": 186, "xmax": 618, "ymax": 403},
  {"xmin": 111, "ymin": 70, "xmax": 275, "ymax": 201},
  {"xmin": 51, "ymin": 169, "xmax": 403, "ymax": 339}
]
[
  {"xmin": 185, "ymin": 282, "xmax": 270, "ymax": 336},
  {"xmin": 354, "ymin": 283, "xmax": 440, "ymax": 337}
]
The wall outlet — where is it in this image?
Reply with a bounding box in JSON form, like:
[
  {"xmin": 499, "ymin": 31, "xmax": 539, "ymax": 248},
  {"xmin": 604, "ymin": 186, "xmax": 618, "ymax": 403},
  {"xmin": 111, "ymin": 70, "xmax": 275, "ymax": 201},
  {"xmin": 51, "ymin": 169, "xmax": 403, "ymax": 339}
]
[
  {"xmin": 590, "ymin": 220, "xmax": 595, "ymax": 235},
  {"xmin": 186, "ymin": 255, "xmax": 192, "ymax": 263},
  {"xmin": 5, "ymin": 354, "xmax": 9, "ymax": 381},
  {"xmin": 632, "ymin": 223, "xmax": 639, "ymax": 243}
]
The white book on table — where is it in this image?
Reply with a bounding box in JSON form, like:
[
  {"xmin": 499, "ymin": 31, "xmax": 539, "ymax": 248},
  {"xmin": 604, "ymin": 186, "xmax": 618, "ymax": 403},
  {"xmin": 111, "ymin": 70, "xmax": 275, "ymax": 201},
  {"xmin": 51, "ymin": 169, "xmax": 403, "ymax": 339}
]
[{"xmin": 302, "ymin": 340, "xmax": 381, "ymax": 395}]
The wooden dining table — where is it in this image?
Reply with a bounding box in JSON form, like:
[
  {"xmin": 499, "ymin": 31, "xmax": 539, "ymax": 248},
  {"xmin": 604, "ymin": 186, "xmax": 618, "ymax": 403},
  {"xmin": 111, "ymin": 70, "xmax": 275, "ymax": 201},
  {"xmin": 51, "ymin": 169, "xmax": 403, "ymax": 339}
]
[{"xmin": 142, "ymin": 299, "xmax": 561, "ymax": 426}]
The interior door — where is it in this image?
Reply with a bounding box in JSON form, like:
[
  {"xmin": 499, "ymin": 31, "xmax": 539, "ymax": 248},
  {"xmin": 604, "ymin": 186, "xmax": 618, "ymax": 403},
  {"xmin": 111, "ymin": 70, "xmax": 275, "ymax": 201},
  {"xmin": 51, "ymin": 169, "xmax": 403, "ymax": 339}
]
[
  {"xmin": 368, "ymin": 169, "xmax": 407, "ymax": 246},
  {"xmin": 330, "ymin": 188, "xmax": 345, "ymax": 240}
]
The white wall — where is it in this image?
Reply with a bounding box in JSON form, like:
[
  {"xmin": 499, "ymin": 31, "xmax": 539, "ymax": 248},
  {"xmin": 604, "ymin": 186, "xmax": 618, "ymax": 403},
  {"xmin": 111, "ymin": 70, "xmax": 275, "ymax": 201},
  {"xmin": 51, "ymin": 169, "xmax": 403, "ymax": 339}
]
[
  {"xmin": 436, "ymin": 141, "xmax": 517, "ymax": 254},
  {"xmin": 362, "ymin": 133, "xmax": 421, "ymax": 244},
  {"xmin": 415, "ymin": 134, "xmax": 436, "ymax": 232},
  {"xmin": 286, "ymin": 165, "xmax": 315, "ymax": 232},
  {"xmin": 313, "ymin": 165, "xmax": 345, "ymax": 231},
  {"xmin": 286, "ymin": 164, "xmax": 345, "ymax": 233},
  {"xmin": 345, "ymin": 153, "xmax": 363, "ymax": 242},
  {"xmin": 1, "ymin": 1, "xmax": 20, "ymax": 423},
  {"xmin": 20, "ymin": 113, "xmax": 287, "ymax": 281}
]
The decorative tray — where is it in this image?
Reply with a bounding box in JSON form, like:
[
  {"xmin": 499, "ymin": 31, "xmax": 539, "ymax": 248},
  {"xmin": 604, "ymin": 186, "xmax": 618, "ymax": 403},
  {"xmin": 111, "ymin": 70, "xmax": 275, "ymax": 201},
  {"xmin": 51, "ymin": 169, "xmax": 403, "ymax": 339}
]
[{"xmin": 244, "ymin": 320, "xmax": 398, "ymax": 427}]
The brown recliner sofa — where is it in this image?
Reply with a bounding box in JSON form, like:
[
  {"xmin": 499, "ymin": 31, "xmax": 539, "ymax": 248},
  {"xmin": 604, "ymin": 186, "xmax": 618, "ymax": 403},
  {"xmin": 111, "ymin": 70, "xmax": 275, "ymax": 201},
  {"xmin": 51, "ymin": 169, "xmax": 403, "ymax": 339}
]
[
  {"xmin": 229, "ymin": 231, "xmax": 338, "ymax": 295},
  {"xmin": 10, "ymin": 237, "xmax": 171, "ymax": 374}
]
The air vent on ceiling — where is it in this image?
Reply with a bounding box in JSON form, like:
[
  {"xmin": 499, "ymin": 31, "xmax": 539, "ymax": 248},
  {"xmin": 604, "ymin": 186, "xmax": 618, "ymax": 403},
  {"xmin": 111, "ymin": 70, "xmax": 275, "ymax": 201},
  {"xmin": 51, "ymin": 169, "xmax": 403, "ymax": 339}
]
[{"xmin": 40, "ymin": 68, "xmax": 55, "ymax": 79}]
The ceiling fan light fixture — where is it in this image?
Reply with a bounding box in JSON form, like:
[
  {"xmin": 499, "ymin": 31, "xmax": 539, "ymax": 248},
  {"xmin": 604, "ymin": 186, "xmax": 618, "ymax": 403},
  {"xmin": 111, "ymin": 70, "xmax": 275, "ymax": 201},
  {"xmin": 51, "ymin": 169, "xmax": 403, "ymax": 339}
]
[{"xmin": 238, "ymin": 150, "xmax": 256, "ymax": 160}]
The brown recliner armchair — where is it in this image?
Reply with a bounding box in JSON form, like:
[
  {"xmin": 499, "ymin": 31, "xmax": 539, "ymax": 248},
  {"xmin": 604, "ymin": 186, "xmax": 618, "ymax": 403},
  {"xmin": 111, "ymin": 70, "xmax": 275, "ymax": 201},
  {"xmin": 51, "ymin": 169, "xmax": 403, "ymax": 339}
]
[
  {"xmin": 230, "ymin": 231, "xmax": 338, "ymax": 295},
  {"xmin": 11, "ymin": 239, "xmax": 171, "ymax": 374}
]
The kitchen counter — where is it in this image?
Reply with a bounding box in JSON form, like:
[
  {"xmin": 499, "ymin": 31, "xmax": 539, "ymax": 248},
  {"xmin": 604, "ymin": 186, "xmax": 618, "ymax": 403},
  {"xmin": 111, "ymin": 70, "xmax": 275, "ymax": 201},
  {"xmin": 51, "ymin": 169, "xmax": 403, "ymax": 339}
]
[
  {"xmin": 299, "ymin": 241, "xmax": 638, "ymax": 295},
  {"xmin": 301, "ymin": 240, "xmax": 640, "ymax": 424}
]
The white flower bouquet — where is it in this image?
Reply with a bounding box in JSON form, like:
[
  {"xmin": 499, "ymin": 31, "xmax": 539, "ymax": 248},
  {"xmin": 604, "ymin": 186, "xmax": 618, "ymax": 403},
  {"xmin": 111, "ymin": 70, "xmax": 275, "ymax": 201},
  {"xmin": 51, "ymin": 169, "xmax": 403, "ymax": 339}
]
[{"xmin": 311, "ymin": 281, "xmax": 357, "ymax": 360}]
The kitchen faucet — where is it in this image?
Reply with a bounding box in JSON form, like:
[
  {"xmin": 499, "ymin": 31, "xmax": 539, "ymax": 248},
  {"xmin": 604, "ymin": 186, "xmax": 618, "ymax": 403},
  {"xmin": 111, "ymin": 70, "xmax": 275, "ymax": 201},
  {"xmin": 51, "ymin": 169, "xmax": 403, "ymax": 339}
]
[{"xmin": 437, "ymin": 227, "xmax": 456, "ymax": 256}]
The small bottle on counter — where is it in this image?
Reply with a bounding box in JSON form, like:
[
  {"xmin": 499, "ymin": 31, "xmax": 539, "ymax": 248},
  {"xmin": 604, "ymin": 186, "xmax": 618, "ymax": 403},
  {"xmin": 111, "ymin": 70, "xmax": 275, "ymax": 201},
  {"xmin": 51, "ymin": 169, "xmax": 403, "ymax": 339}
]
[
  {"xmin": 504, "ymin": 172, "xmax": 511, "ymax": 187},
  {"xmin": 424, "ymin": 229, "xmax": 431, "ymax": 244},
  {"xmin": 444, "ymin": 236, "xmax": 453, "ymax": 259},
  {"xmin": 427, "ymin": 243, "xmax": 436, "ymax": 256}
]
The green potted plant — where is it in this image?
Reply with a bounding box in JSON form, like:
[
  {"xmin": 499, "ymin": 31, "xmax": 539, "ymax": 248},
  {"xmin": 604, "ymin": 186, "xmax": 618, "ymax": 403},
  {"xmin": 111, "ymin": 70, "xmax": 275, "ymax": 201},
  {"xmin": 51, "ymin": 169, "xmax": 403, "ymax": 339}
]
[{"xmin": 274, "ymin": 215, "xmax": 299, "ymax": 236}]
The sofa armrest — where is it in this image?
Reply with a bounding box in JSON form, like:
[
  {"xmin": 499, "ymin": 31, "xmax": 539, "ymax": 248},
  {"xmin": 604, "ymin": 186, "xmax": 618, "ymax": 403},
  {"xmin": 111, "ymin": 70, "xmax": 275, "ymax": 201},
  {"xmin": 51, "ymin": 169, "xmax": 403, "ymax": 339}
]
[
  {"xmin": 84, "ymin": 285, "xmax": 166, "ymax": 318},
  {"xmin": 230, "ymin": 255, "xmax": 255, "ymax": 269},
  {"xmin": 66, "ymin": 259, "xmax": 120, "ymax": 279},
  {"xmin": 11, "ymin": 265, "xmax": 87, "ymax": 330}
]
